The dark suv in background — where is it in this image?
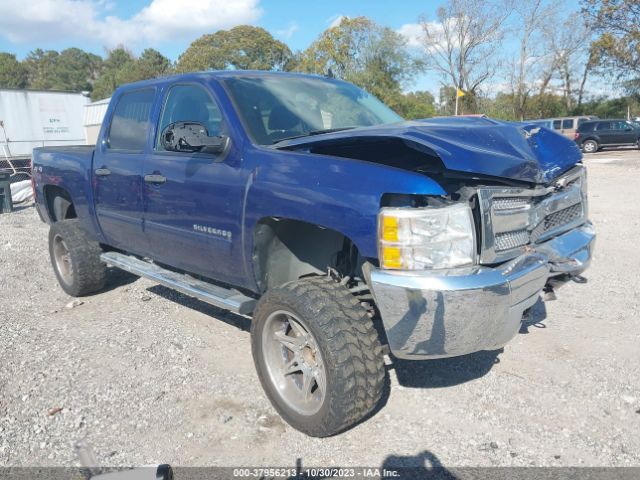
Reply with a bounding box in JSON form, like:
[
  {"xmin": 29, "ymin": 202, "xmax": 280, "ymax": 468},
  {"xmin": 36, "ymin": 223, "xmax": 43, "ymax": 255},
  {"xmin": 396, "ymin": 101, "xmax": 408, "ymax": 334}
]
[{"xmin": 575, "ymin": 119, "xmax": 640, "ymax": 153}]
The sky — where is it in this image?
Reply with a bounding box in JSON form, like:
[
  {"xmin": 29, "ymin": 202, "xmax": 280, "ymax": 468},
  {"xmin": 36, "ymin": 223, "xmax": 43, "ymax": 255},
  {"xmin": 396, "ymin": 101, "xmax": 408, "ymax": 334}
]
[
  {"xmin": 0, "ymin": 0, "xmax": 445, "ymax": 92},
  {"xmin": 0, "ymin": 0, "xmax": 437, "ymax": 57},
  {"xmin": 0, "ymin": 0, "xmax": 609, "ymax": 98}
]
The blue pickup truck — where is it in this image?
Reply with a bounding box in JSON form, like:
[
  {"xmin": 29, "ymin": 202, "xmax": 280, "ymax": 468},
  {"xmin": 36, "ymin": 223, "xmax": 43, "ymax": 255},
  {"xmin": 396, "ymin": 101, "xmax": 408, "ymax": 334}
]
[{"xmin": 32, "ymin": 71, "xmax": 595, "ymax": 437}]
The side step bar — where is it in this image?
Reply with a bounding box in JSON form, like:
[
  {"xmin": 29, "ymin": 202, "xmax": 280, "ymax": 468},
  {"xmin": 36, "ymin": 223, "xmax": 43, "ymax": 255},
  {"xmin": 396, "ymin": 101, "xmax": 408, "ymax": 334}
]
[{"xmin": 100, "ymin": 252, "xmax": 256, "ymax": 315}]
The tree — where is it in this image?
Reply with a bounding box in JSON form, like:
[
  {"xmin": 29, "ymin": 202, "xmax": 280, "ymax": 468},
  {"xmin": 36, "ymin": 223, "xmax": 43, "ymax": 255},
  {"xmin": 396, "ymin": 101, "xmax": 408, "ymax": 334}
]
[
  {"xmin": 91, "ymin": 48, "xmax": 136, "ymax": 100},
  {"xmin": 419, "ymin": 0, "xmax": 511, "ymax": 96},
  {"xmin": 130, "ymin": 48, "xmax": 171, "ymax": 79},
  {"xmin": 23, "ymin": 49, "xmax": 59, "ymax": 89},
  {"xmin": 53, "ymin": 48, "xmax": 102, "ymax": 92},
  {"xmin": 397, "ymin": 91, "xmax": 437, "ymax": 119},
  {"xmin": 540, "ymin": 14, "xmax": 593, "ymax": 110},
  {"xmin": 176, "ymin": 25, "xmax": 292, "ymax": 73},
  {"xmin": 0, "ymin": 52, "xmax": 28, "ymax": 88},
  {"xmin": 508, "ymin": 0, "xmax": 558, "ymax": 120},
  {"xmin": 90, "ymin": 48, "xmax": 171, "ymax": 100},
  {"xmin": 24, "ymin": 48, "xmax": 102, "ymax": 92},
  {"xmin": 583, "ymin": 0, "xmax": 640, "ymax": 92},
  {"xmin": 297, "ymin": 17, "xmax": 422, "ymax": 110}
]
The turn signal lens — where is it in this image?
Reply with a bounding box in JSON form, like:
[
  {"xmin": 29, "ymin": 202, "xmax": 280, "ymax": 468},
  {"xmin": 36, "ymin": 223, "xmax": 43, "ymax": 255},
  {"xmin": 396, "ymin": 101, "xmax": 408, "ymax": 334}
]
[
  {"xmin": 381, "ymin": 246, "xmax": 402, "ymax": 269},
  {"xmin": 382, "ymin": 215, "xmax": 399, "ymax": 242}
]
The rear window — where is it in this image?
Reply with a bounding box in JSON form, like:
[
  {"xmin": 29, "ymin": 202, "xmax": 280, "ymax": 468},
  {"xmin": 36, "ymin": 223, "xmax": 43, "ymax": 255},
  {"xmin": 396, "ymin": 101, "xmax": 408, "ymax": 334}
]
[
  {"xmin": 595, "ymin": 121, "xmax": 611, "ymax": 131},
  {"xmin": 108, "ymin": 88, "xmax": 155, "ymax": 151},
  {"xmin": 578, "ymin": 122, "xmax": 596, "ymax": 132},
  {"xmin": 553, "ymin": 120, "xmax": 561, "ymax": 129},
  {"xmin": 562, "ymin": 119, "xmax": 573, "ymax": 129}
]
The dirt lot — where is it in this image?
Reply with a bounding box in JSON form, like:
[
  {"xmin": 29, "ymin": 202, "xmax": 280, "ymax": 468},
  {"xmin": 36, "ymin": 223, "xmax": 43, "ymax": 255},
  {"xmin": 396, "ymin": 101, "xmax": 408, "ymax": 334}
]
[{"xmin": 1, "ymin": 148, "xmax": 639, "ymax": 469}]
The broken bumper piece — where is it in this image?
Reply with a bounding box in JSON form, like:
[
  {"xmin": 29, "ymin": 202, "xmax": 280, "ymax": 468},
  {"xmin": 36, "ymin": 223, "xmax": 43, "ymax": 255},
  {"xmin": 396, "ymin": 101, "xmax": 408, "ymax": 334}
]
[{"xmin": 369, "ymin": 222, "xmax": 595, "ymax": 359}]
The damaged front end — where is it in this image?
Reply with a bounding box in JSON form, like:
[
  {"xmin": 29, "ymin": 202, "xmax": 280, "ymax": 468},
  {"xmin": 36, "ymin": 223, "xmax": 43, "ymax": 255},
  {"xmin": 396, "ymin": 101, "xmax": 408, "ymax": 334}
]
[
  {"xmin": 368, "ymin": 165, "xmax": 594, "ymax": 359},
  {"xmin": 276, "ymin": 119, "xmax": 595, "ymax": 359}
]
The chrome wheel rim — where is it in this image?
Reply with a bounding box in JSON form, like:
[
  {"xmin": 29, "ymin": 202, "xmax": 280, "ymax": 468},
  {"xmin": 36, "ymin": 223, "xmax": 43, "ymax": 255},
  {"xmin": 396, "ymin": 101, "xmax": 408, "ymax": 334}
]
[
  {"xmin": 584, "ymin": 142, "xmax": 596, "ymax": 152},
  {"xmin": 52, "ymin": 234, "xmax": 73, "ymax": 285},
  {"xmin": 261, "ymin": 310, "xmax": 326, "ymax": 416}
]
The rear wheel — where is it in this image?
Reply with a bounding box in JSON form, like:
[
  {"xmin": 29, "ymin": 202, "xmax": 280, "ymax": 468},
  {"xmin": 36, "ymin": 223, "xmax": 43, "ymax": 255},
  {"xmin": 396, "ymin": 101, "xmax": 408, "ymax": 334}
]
[
  {"xmin": 48, "ymin": 219, "xmax": 106, "ymax": 296},
  {"xmin": 582, "ymin": 139, "xmax": 598, "ymax": 153},
  {"xmin": 251, "ymin": 276, "xmax": 385, "ymax": 437}
]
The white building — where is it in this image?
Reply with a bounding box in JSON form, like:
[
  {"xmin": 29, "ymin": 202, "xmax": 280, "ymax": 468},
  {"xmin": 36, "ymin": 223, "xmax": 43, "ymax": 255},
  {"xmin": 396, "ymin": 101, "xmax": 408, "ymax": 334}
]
[{"xmin": 83, "ymin": 97, "xmax": 110, "ymax": 145}]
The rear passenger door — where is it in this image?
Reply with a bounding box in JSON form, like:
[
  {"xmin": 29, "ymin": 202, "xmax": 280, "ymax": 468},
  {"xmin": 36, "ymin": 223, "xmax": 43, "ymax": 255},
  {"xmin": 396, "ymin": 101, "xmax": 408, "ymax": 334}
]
[
  {"xmin": 94, "ymin": 88, "xmax": 155, "ymax": 255},
  {"xmin": 595, "ymin": 121, "xmax": 613, "ymax": 144},
  {"xmin": 142, "ymin": 82, "xmax": 248, "ymax": 285}
]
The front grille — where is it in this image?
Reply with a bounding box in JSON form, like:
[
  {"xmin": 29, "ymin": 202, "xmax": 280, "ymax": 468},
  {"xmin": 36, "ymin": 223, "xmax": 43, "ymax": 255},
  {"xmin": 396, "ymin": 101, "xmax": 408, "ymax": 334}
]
[
  {"xmin": 492, "ymin": 197, "xmax": 530, "ymax": 211},
  {"xmin": 530, "ymin": 203, "xmax": 583, "ymax": 242},
  {"xmin": 478, "ymin": 166, "xmax": 587, "ymax": 263},
  {"xmin": 495, "ymin": 229, "xmax": 529, "ymax": 251}
]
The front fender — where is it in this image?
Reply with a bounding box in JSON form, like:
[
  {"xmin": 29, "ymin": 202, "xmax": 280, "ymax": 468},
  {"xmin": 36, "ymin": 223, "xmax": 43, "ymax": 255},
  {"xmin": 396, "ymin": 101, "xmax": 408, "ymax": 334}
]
[{"xmin": 242, "ymin": 147, "xmax": 446, "ymax": 273}]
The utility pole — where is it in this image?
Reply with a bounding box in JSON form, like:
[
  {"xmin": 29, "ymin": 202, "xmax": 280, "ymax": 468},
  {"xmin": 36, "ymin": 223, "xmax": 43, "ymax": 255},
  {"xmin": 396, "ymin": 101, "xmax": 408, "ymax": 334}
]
[
  {"xmin": 454, "ymin": 87, "xmax": 459, "ymax": 116},
  {"xmin": 454, "ymin": 84, "xmax": 465, "ymax": 116}
]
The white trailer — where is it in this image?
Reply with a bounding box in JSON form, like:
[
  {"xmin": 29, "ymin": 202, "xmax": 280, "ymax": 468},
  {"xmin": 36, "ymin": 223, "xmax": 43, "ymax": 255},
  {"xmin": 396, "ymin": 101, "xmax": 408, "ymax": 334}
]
[{"xmin": 0, "ymin": 89, "xmax": 89, "ymax": 183}]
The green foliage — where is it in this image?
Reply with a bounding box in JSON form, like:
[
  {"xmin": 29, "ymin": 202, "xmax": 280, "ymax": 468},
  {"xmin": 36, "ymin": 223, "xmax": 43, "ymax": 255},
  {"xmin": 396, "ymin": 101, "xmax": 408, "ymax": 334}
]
[
  {"xmin": 91, "ymin": 48, "xmax": 171, "ymax": 100},
  {"xmin": 574, "ymin": 95, "xmax": 640, "ymax": 118},
  {"xmin": 23, "ymin": 49, "xmax": 59, "ymax": 89},
  {"xmin": 176, "ymin": 26, "xmax": 292, "ymax": 73},
  {"xmin": 0, "ymin": 52, "xmax": 28, "ymax": 88},
  {"xmin": 90, "ymin": 48, "xmax": 136, "ymax": 100},
  {"xmin": 296, "ymin": 17, "xmax": 423, "ymax": 112},
  {"xmin": 132, "ymin": 48, "xmax": 172, "ymax": 79},
  {"xmin": 0, "ymin": 18, "xmax": 637, "ymax": 120},
  {"xmin": 55, "ymin": 48, "xmax": 102, "ymax": 91},
  {"xmin": 396, "ymin": 91, "xmax": 436, "ymax": 119},
  {"xmin": 23, "ymin": 48, "xmax": 101, "ymax": 92},
  {"xmin": 583, "ymin": 0, "xmax": 640, "ymax": 92}
]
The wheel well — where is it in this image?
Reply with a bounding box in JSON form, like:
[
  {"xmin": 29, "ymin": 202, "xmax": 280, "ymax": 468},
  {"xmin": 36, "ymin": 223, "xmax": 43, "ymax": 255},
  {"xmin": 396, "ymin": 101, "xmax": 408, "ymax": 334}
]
[
  {"xmin": 43, "ymin": 186, "xmax": 76, "ymax": 222},
  {"xmin": 252, "ymin": 218, "xmax": 365, "ymax": 292}
]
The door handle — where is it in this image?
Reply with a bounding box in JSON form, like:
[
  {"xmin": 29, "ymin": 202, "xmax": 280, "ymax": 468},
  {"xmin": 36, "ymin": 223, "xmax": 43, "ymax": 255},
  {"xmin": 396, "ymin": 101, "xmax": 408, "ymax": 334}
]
[
  {"xmin": 144, "ymin": 174, "xmax": 167, "ymax": 184},
  {"xmin": 95, "ymin": 168, "xmax": 111, "ymax": 176}
]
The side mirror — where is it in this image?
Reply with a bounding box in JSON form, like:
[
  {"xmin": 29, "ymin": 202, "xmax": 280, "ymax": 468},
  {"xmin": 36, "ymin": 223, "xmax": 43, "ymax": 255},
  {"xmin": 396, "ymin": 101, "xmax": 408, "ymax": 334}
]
[{"xmin": 161, "ymin": 122, "xmax": 229, "ymax": 154}]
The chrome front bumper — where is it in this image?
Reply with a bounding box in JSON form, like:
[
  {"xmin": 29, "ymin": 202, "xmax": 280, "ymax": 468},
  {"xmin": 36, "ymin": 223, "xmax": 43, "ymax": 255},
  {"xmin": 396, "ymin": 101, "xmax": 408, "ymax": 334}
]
[{"xmin": 369, "ymin": 222, "xmax": 595, "ymax": 360}]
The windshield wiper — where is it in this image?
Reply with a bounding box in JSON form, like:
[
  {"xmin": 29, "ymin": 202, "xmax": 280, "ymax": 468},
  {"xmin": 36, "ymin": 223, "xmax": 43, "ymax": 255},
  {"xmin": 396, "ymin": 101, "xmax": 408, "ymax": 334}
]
[{"xmin": 272, "ymin": 127, "xmax": 356, "ymax": 144}]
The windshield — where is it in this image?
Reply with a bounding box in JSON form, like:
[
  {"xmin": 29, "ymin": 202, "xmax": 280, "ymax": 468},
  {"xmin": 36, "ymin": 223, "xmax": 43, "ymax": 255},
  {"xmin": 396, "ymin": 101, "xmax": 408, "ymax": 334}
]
[{"xmin": 221, "ymin": 75, "xmax": 403, "ymax": 145}]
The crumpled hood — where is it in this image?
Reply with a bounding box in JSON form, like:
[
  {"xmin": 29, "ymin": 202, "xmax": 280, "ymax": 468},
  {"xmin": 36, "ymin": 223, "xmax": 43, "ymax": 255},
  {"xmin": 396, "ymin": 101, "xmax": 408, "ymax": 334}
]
[{"xmin": 276, "ymin": 117, "xmax": 583, "ymax": 184}]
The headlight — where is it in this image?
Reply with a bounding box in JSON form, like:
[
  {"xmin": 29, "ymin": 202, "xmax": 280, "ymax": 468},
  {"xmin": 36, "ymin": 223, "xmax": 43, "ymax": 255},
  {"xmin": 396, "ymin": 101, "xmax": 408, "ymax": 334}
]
[{"xmin": 378, "ymin": 203, "xmax": 476, "ymax": 270}]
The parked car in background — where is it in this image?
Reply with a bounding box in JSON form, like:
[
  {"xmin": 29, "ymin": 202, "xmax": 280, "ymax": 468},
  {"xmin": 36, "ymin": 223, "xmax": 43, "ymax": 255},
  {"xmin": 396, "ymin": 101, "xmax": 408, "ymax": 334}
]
[
  {"xmin": 530, "ymin": 116, "xmax": 597, "ymax": 139},
  {"xmin": 530, "ymin": 119, "xmax": 553, "ymax": 129},
  {"xmin": 574, "ymin": 119, "xmax": 640, "ymax": 153}
]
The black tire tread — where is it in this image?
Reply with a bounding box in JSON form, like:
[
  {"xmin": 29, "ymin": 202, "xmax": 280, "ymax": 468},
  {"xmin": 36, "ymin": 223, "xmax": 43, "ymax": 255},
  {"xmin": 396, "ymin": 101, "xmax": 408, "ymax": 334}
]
[
  {"xmin": 251, "ymin": 276, "xmax": 385, "ymax": 437},
  {"xmin": 48, "ymin": 219, "xmax": 106, "ymax": 296}
]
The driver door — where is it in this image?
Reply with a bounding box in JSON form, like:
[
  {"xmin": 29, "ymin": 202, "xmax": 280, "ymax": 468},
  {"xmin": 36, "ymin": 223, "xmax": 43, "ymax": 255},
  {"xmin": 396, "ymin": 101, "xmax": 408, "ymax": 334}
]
[{"xmin": 142, "ymin": 83, "xmax": 246, "ymax": 285}]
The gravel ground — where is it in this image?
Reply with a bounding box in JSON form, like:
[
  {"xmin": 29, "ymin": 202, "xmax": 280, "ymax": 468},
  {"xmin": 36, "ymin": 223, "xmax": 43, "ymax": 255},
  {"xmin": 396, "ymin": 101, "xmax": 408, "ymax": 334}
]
[{"xmin": 1, "ymin": 148, "xmax": 639, "ymax": 469}]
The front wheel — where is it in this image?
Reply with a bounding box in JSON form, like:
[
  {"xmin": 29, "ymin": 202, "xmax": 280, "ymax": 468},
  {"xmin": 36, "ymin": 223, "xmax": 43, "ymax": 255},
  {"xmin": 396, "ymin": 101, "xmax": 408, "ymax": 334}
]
[
  {"xmin": 582, "ymin": 139, "xmax": 598, "ymax": 153},
  {"xmin": 251, "ymin": 276, "xmax": 385, "ymax": 437}
]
